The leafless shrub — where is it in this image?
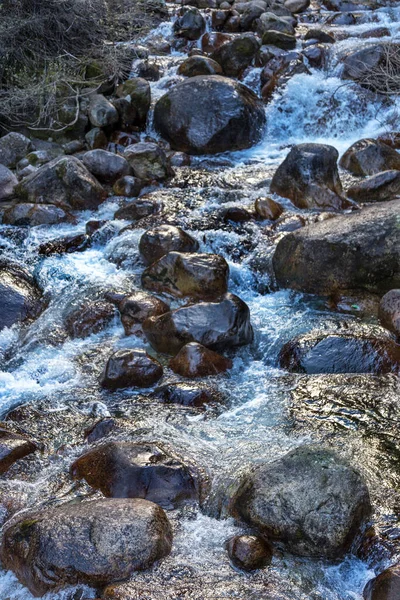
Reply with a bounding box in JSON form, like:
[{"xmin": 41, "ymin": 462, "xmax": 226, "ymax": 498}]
[{"xmin": 355, "ymin": 43, "xmax": 400, "ymax": 96}]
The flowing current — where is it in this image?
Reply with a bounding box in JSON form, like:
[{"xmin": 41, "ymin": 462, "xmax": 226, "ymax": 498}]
[{"xmin": 1, "ymin": 2, "xmax": 400, "ymax": 598}]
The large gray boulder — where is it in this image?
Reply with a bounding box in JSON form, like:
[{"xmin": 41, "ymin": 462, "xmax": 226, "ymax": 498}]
[
  {"xmin": 273, "ymin": 200, "xmax": 400, "ymax": 295},
  {"xmin": 0, "ymin": 132, "xmax": 33, "ymax": 168},
  {"xmin": 0, "ymin": 164, "xmax": 18, "ymax": 200},
  {"xmin": 154, "ymin": 75, "xmax": 266, "ymax": 155},
  {"xmin": 230, "ymin": 445, "xmax": 371, "ymax": 558}
]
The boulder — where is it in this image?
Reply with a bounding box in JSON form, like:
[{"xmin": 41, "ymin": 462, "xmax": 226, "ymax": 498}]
[
  {"xmin": 82, "ymin": 149, "xmax": 131, "ymax": 183},
  {"xmin": 0, "ymin": 426, "xmax": 38, "ymax": 474},
  {"xmin": 139, "ymin": 225, "xmax": 199, "ymax": 266},
  {"xmin": 211, "ymin": 34, "xmax": 260, "ymax": 77},
  {"xmin": 88, "ymin": 94, "xmax": 119, "ymax": 128},
  {"xmin": 153, "ymin": 75, "xmax": 266, "ymax": 154},
  {"xmin": 38, "ymin": 233, "xmax": 90, "ymax": 256},
  {"xmin": 201, "ymin": 32, "xmax": 232, "ymax": 54},
  {"xmin": 142, "ymin": 252, "xmax": 229, "ymax": 300},
  {"xmin": 150, "ymin": 381, "xmax": 222, "ymax": 407},
  {"xmin": 85, "ymin": 127, "xmax": 108, "ymax": 150},
  {"xmin": 272, "ymin": 200, "xmax": 400, "ymax": 295},
  {"xmin": 113, "ymin": 175, "xmax": 143, "ymax": 197},
  {"xmin": 261, "ymin": 31, "xmax": 296, "ymax": 50},
  {"xmin": 279, "ymin": 326, "xmax": 400, "ymax": 374},
  {"xmin": 63, "ymin": 300, "xmax": 116, "ymax": 339},
  {"xmin": 15, "ymin": 156, "xmax": 106, "ymax": 210},
  {"xmin": 173, "ymin": 6, "xmax": 206, "ymax": 40},
  {"xmin": 101, "ymin": 348, "xmax": 163, "ymax": 390},
  {"xmin": 270, "ymin": 143, "xmax": 349, "ymax": 210},
  {"xmin": 0, "ymin": 498, "xmax": 172, "ymax": 596},
  {"xmin": 230, "ymin": 445, "xmax": 371, "ymax": 558},
  {"xmin": 363, "ymin": 565, "xmax": 400, "ymax": 600},
  {"xmin": 178, "ymin": 56, "xmax": 223, "ymax": 77},
  {"xmin": 0, "ymin": 264, "xmax": 43, "ymax": 331},
  {"xmin": 115, "ymin": 78, "xmax": 151, "ymax": 127},
  {"xmin": 0, "ymin": 132, "xmax": 33, "ymax": 168},
  {"xmin": 347, "ymin": 170, "xmax": 400, "ymax": 202},
  {"xmin": 284, "ymin": 0, "xmax": 310, "ymax": 12},
  {"xmin": 143, "ymin": 293, "xmax": 253, "ymax": 354},
  {"xmin": 256, "ymin": 13, "xmax": 295, "ymax": 37},
  {"xmin": 255, "ymin": 197, "xmax": 283, "ymax": 220},
  {"xmin": 304, "ymin": 28, "xmax": 335, "ymax": 43},
  {"xmin": 379, "ymin": 290, "xmax": 400, "ymax": 337},
  {"xmin": 114, "ymin": 196, "xmax": 162, "ymax": 221},
  {"xmin": 70, "ymin": 442, "xmax": 198, "ymax": 509},
  {"xmin": 340, "ymin": 139, "xmax": 400, "ymax": 176},
  {"xmin": 112, "ymin": 290, "xmax": 170, "ymax": 336},
  {"xmin": 0, "ymin": 164, "xmax": 18, "ymax": 200},
  {"xmin": 226, "ymin": 535, "xmax": 273, "ymax": 571},
  {"xmin": 124, "ymin": 142, "xmax": 172, "ymax": 182},
  {"xmin": 2, "ymin": 203, "xmax": 73, "ymax": 227},
  {"xmin": 169, "ymin": 342, "xmax": 232, "ymax": 377}
]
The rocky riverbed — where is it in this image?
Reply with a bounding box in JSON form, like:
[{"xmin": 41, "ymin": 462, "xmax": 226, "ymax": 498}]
[{"xmin": 0, "ymin": 0, "xmax": 400, "ymax": 598}]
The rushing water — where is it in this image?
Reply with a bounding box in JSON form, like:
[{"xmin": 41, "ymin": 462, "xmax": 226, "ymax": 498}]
[{"xmin": 1, "ymin": 1, "xmax": 400, "ymax": 598}]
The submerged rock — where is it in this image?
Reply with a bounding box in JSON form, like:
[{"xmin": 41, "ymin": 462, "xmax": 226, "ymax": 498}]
[
  {"xmin": 0, "ymin": 498, "xmax": 172, "ymax": 596},
  {"xmin": 139, "ymin": 225, "xmax": 199, "ymax": 266},
  {"xmin": 230, "ymin": 445, "xmax": 371, "ymax": 558},
  {"xmin": 340, "ymin": 139, "xmax": 400, "ymax": 176},
  {"xmin": 0, "ymin": 426, "xmax": 38, "ymax": 474},
  {"xmin": 70, "ymin": 442, "xmax": 198, "ymax": 509},
  {"xmin": 154, "ymin": 75, "xmax": 266, "ymax": 154},
  {"xmin": 227, "ymin": 535, "xmax": 273, "ymax": 571},
  {"xmin": 150, "ymin": 382, "xmax": 222, "ymax": 407},
  {"xmin": 63, "ymin": 299, "xmax": 116, "ymax": 339},
  {"xmin": 169, "ymin": 342, "xmax": 232, "ymax": 377},
  {"xmin": 101, "ymin": 348, "xmax": 163, "ymax": 390},
  {"xmin": 0, "ymin": 264, "xmax": 43, "ymax": 331}
]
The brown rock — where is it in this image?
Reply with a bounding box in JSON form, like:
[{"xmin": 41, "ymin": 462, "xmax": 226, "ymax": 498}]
[
  {"xmin": 170, "ymin": 342, "xmax": 232, "ymax": 377},
  {"xmin": 0, "ymin": 426, "xmax": 38, "ymax": 474},
  {"xmin": 139, "ymin": 225, "xmax": 199, "ymax": 266},
  {"xmin": 363, "ymin": 565, "xmax": 400, "ymax": 600},
  {"xmin": 113, "ymin": 290, "xmax": 170, "ymax": 336},
  {"xmin": 150, "ymin": 382, "xmax": 222, "ymax": 407},
  {"xmin": 101, "ymin": 348, "xmax": 163, "ymax": 390},
  {"xmin": 340, "ymin": 139, "xmax": 400, "ymax": 176},
  {"xmin": 226, "ymin": 535, "xmax": 273, "ymax": 571},
  {"xmin": 64, "ymin": 300, "xmax": 116, "ymax": 339},
  {"xmin": 347, "ymin": 170, "xmax": 400, "ymax": 203},
  {"xmin": 255, "ymin": 197, "xmax": 284, "ymax": 220}
]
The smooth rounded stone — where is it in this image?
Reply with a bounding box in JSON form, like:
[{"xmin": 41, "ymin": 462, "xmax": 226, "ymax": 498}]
[
  {"xmin": 115, "ymin": 78, "xmax": 151, "ymax": 127},
  {"xmin": 101, "ymin": 348, "xmax": 163, "ymax": 390},
  {"xmin": 279, "ymin": 327, "xmax": 400, "ymax": 375},
  {"xmin": 211, "ymin": 34, "xmax": 260, "ymax": 77},
  {"xmin": 379, "ymin": 290, "xmax": 400, "ymax": 337},
  {"xmin": 153, "ymin": 75, "xmax": 266, "ymax": 155},
  {"xmin": 85, "ymin": 127, "xmax": 108, "ymax": 150},
  {"xmin": 304, "ymin": 28, "xmax": 335, "ymax": 43},
  {"xmin": 38, "ymin": 233, "xmax": 90, "ymax": 256},
  {"xmin": 142, "ymin": 252, "xmax": 229, "ymax": 300},
  {"xmin": 262, "ymin": 30, "xmax": 296, "ymax": 50},
  {"xmin": 230, "ymin": 445, "xmax": 371, "ymax": 558},
  {"xmin": 284, "ymin": 0, "xmax": 310, "ymax": 12},
  {"xmin": 15, "ymin": 156, "xmax": 106, "ymax": 210},
  {"xmin": 0, "ymin": 133, "xmax": 33, "ymax": 168},
  {"xmin": 170, "ymin": 342, "xmax": 232, "ymax": 377},
  {"xmin": 114, "ymin": 196, "xmax": 162, "ymax": 221},
  {"xmin": 270, "ymin": 143, "xmax": 349, "ymax": 210},
  {"xmin": 112, "ymin": 175, "xmax": 143, "ymax": 197},
  {"xmin": 223, "ymin": 206, "xmax": 253, "ymax": 223},
  {"xmin": 173, "ymin": 6, "xmax": 206, "ymax": 40},
  {"xmin": 0, "ymin": 265, "xmax": 43, "ymax": 331},
  {"xmin": 82, "ymin": 149, "xmax": 131, "ymax": 183},
  {"xmin": 63, "ymin": 300, "xmax": 116, "ymax": 339},
  {"xmin": 88, "ymin": 93, "xmax": 119, "ymax": 128},
  {"xmin": 347, "ymin": 170, "xmax": 400, "ymax": 203},
  {"xmin": 273, "ymin": 200, "xmax": 400, "ymax": 295},
  {"xmin": 227, "ymin": 535, "xmax": 273, "ymax": 571},
  {"xmin": 340, "ymin": 139, "xmax": 400, "ymax": 176},
  {"xmin": 255, "ymin": 197, "xmax": 283, "ymax": 220},
  {"xmin": 363, "ymin": 565, "xmax": 400, "ymax": 600},
  {"xmin": 139, "ymin": 224, "xmax": 199, "ymax": 266},
  {"xmin": 201, "ymin": 32, "xmax": 233, "ymax": 53},
  {"xmin": 0, "ymin": 498, "xmax": 172, "ymax": 597},
  {"xmin": 124, "ymin": 142, "xmax": 171, "ymax": 182},
  {"xmin": 2, "ymin": 203, "xmax": 73, "ymax": 227},
  {"xmin": 112, "ymin": 290, "xmax": 170, "ymax": 336},
  {"xmin": 70, "ymin": 442, "xmax": 198, "ymax": 509},
  {"xmin": 178, "ymin": 55, "xmax": 223, "ymax": 77},
  {"xmin": 0, "ymin": 164, "xmax": 18, "ymax": 200},
  {"xmin": 143, "ymin": 292, "xmax": 253, "ymax": 355},
  {"xmin": 256, "ymin": 13, "xmax": 295, "ymax": 37},
  {"xmin": 0, "ymin": 426, "xmax": 38, "ymax": 474},
  {"xmin": 150, "ymin": 381, "xmax": 222, "ymax": 407}
]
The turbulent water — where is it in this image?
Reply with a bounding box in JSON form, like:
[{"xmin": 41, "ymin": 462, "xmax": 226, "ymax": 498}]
[{"xmin": 1, "ymin": 1, "xmax": 400, "ymax": 599}]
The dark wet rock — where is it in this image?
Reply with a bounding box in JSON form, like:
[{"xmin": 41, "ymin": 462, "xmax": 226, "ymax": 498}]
[
  {"xmin": 154, "ymin": 75, "xmax": 266, "ymax": 155},
  {"xmin": 114, "ymin": 196, "xmax": 162, "ymax": 222},
  {"xmin": 270, "ymin": 143, "xmax": 349, "ymax": 210},
  {"xmin": 223, "ymin": 206, "xmax": 253, "ymax": 223},
  {"xmin": 201, "ymin": 32, "xmax": 233, "ymax": 53},
  {"xmin": 0, "ymin": 133, "xmax": 33, "ymax": 168},
  {"xmin": 279, "ymin": 326, "xmax": 400, "ymax": 375},
  {"xmin": 340, "ymin": 139, "xmax": 400, "ymax": 176},
  {"xmin": 115, "ymin": 78, "xmax": 151, "ymax": 128},
  {"xmin": 88, "ymin": 94, "xmax": 119, "ymax": 128},
  {"xmin": 363, "ymin": 565, "xmax": 400, "ymax": 600},
  {"xmin": 143, "ymin": 292, "xmax": 253, "ymax": 355},
  {"xmin": 38, "ymin": 233, "xmax": 90, "ymax": 256},
  {"xmin": 85, "ymin": 127, "xmax": 108, "ymax": 150},
  {"xmin": 135, "ymin": 60, "xmax": 161, "ymax": 82},
  {"xmin": 15, "ymin": 156, "xmax": 106, "ymax": 210},
  {"xmin": 379, "ymin": 290, "xmax": 400, "ymax": 337},
  {"xmin": 150, "ymin": 382, "xmax": 222, "ymax": 407},
  {"xmin": 256, "ymin": 13, "xmax": 295, "ymax": 37},
  {"xmin": 302, "ymin": 44, "xmax": 328, "ymax": 68},
  {"xmin": 273, "ymin": 200, "xmax": 400, "ymax": 295},
  {"xmin": 0, "ymin": 498, "xmax": 172, "ymax": 596},
  {"xmin": 85, "ymin": 418, "xmax": 118, "ymax": 443},
  {"xmin": 112, "ymin": 175, "xmax": 143, "ymax": 197},
  {"xmin": 124, "ymin": 142, "xmax": 172, "ymax": 182},
  {"xmin": 227, "ymin": 535, "xmax": 273, "ymax": 571},
  {"xmin": 0, "ymin": 264, "xmax": 43, "ymax": 331},
  {"xmin": 211, "ymin": 34, "xmax": 260, "ymax": 77},
  {"xmin": 170, "ymin": 342, "xmax": 232, "ymax": 377},
  {"xmin": 2, "ymin": 203, "xmax": 74, "ymax": 227},
  {"xmin": 230, "ymin": 445, "xmax": 371, "ymax": 558},
  {"xmin": 169, "ymin": 151, "xmax": 191, "ymax": 167},
  {"xmin": 347, "ymin": 170, "xmax": 400, "ymax": 203},
  {"xmin": 304, "ymin": 28, "xmax": 335, "ymax": 44},
  {"xmin": 284, "ymin": 0, "xmax": 310, "ymax": 12},
  {"xmin": 101, "ymin": 348, "xmax": 163, "ymax": 390},
  {"xmin": 270, "ymin": 212, "xmax": 306, "ymax": 233},
  {"xmin": 142, "ymin": 252, "xmax": 229, "ymax": 300},
  {"xmin": 111, "ymin": 290, "xmax": 170, "ymax": 336},
  {"xmin": 178, "ymin": 55, "xmax": 223, "ymax": 77},
  {"xmin": 63, "ymin": 300, "xmax": 116, "ymax": 339},
  {"xmin": 0, "ymin": 165, "xmax": 18, "ymax": 200},
  {"xmin": 261, "ymin": 30, "xmax": 296, "ymax": 50},
  {"xmin": 174, "ymin": 6, "xmax": 206, "ymax": 40},
  {"xmin": 139, "ymin": 225, "xmax": 199, "ymax": 266},
  {"xmin": 82, "ymin": 149, "xmax": 131, "ymax": 183},
  {"xmin": 71, "ymin": 442, "xmax": 198, "ymax": 509},
  {"xmin": 0, "ymin": 426, "xmax": 38, "ymax": 474},
  {"xmin": 255, "ymin": 197, "xmax": 283, "ymax": 220}
]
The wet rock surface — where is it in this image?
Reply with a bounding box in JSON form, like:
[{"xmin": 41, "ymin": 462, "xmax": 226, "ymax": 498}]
[
  {"xmin": 227, "ymin": 535, "xmax": 273, "ymax": 571},
  {"xmin": 169, "ymin": 342, "xmax": 233, "ymax": 377},
  {"xmin": 101, "ymin": 348, "xmax": 164, "ymax": 390}
]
